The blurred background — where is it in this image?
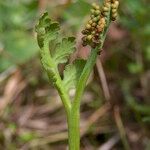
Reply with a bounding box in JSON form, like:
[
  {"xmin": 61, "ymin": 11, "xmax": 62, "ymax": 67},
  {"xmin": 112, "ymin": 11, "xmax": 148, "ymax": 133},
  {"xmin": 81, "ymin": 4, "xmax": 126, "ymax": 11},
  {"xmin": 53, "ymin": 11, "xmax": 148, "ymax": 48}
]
[{"xmin": 0, "ymin": 0, "xmax": 150, "ymax": 149}]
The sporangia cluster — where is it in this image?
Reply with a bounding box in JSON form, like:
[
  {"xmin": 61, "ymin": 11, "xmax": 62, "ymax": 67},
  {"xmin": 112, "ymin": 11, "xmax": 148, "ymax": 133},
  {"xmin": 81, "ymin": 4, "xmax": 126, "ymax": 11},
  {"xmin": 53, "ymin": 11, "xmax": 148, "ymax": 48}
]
[{"xmin": 82, "ymin": 0, "xmax": 119, "ymax": 48}]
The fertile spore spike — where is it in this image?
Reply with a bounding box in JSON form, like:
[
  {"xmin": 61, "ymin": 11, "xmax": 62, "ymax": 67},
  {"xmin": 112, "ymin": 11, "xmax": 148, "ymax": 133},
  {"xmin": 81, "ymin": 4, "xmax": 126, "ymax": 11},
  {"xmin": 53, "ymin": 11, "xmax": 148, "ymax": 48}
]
[
  {"xmin": 81, "ymin": 0, "xmax": 119, "ymax": 48},
  {"xmin": 110, "ymin": 0, "xmax": 119, "ymax": 21}
]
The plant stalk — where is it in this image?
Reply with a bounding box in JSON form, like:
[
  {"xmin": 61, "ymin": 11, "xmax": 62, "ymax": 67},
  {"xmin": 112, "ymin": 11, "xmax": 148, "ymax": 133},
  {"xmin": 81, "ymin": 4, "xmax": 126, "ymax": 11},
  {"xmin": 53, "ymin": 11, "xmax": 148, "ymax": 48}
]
[
  {"xmin": 67, "ymin": 47, "xmax": 99, "ymax": 150},
  {"xmin": 67, "ymin": 109, "xmax": 80, "ymax": 150},
  {"xmin": 66, "ymin": 3, "xmax": 111, "ymax": 149},
  {"xmin": 69, "ymin": 14, "xmax": 111, "ymax": 150}
]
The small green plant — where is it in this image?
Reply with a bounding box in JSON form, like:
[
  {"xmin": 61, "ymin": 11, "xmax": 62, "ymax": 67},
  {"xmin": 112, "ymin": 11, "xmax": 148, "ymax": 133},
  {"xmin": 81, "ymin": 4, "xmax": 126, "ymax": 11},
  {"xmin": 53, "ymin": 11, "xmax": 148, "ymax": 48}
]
[{"xmin": 35, "ymin": 0, "xmax": 119, "ymax": 149}]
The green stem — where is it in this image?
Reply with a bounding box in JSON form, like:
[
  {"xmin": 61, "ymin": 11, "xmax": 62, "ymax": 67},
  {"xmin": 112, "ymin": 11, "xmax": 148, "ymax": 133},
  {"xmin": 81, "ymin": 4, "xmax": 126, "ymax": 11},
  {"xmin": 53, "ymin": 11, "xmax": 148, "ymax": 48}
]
[
  {"xmin": 51, "ymin": 72, "xmax": 72, "ymax": 114},
  {"xmin": 67, "ymin": 48, "xmax": 100, "ymax": 150},
  {"xmin": 64, "ymin": 2, "xmax": 111, "ymax": 149},
  {"xmin": 67, "ymin": 45, "xmax": 102, "ymax": 149},
  {"xmin": 67, "ymin": 109, "xmax": 80, "ymax": 150},
  {"xmin": 73, "ymin": 47, "xmax": 99, "ymax": 111},
  {"xmin": 72, "ymin": 0, "xmax": 111, "ymax": 111},
  {"xmin": 72, "ymin": 21, "xmax": 110, "ymax": 112},
  {"xmin": 68, "ymin": 12, "xmax": 111, "ymax": 150}
]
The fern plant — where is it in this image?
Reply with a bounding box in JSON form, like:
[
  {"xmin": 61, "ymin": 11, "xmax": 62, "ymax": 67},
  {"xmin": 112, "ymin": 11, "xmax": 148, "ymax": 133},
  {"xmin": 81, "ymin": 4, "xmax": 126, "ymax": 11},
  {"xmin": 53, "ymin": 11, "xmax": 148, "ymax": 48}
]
[{"xmin": 35, "ymin": 0, "xmax": 119, "ymax": 149}]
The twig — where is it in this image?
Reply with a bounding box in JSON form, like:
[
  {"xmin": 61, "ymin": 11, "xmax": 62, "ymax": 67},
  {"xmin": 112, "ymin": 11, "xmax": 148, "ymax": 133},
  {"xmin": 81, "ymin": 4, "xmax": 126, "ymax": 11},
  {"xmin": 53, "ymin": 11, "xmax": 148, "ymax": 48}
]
[
  {"xmin": 0, "ymin": 66, "xmax": 16, "ymax": 83},
  {"xmin": 96, "ymin": 58, "xmax": 110, "ymax": 101},
  {"xmin": 114, "ymin": 106, "xmax": 131, "ymax": 150},
  {"xmin": 98, "ymin": 134, "xmax": 120, "ymax": 150},
  {"xmin": 81, "ymin": 103, "xmax": 110, "ymax": 136},
  {"xmin": 29, "ymin": 132, "xmax": 68, "ymax": 147}
]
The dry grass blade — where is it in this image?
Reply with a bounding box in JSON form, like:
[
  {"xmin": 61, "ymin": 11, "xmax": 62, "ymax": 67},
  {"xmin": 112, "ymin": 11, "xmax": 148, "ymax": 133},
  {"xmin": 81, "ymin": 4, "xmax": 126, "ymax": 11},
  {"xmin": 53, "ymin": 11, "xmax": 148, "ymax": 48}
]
[
  {"xmin": 29, "ymin": 132, "xmax": 68, "ymax": 147},
  {"xmin": 114, "ymin": 106, "xmax": 131, "ymax": 150},
  {"xmin": 96, "ymin": 58, "xmax": 110, "ymax": 101},
  {"xmin": 98, "ymin": 134, "xmax": 120, "ymax": 150},
  {"xmin": 0, "ymin": 66, "xmax": 17, "ymax": 83},
  {"xmin": 0, "ymin": 70, "xmax": 26, "ymax": 114},
  {"xmin": 81, "ymin": 103, "xmax": 110, "ymax": 136}
]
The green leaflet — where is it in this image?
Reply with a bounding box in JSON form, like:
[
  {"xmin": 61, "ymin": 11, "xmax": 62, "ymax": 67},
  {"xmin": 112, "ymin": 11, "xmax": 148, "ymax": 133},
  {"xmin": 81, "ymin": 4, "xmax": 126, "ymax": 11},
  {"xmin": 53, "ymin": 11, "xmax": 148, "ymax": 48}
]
[
  {"xmin": 53, "ymin": 37, "xmax": 76, "ymax": 64},
  {"xmin": 35, "ymin": 12, "xmax": 60, "ymax": 49},
  {"xmin": 35, "ymin": 12, "xmax": 85, "ymax": 92},
  {"xmin": 35, "ymin": 12, "xmax": 60, "ymax": 71},
  {"xmin": 63, "ymin": 59, "xmax": 86, "ymax": 91},
  {"xmin": 35, "ymin": 12, "xmax": 76, "ymax": 69}
]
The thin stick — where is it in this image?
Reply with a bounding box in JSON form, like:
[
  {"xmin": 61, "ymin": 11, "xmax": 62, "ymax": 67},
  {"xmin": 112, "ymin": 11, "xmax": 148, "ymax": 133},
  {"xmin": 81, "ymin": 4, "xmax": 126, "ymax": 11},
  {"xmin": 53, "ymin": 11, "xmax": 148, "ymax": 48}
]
[
  {"xmin": 81, "ymin": 103, "xmax": 110, "ymax": 136},
  {"xmin": 96, "ymin": 58, "xmax": 111, "ymax": 101},
  {"xmin": 98, "ymin": 134, "xmax": 120, "ymax": 150},
  {"xmin": 114, "ymin": 106, "xmax": 131, "ymax": 150}
]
